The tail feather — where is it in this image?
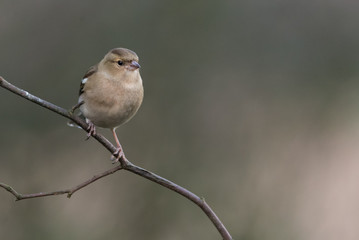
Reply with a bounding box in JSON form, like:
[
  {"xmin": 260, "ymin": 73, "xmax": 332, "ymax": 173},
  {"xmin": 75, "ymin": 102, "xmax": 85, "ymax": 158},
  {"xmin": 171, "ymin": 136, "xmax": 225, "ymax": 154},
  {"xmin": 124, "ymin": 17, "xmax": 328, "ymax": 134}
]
[{"xmin": 67, "ymin": 113, "xmax": 85, "ymax": 129}]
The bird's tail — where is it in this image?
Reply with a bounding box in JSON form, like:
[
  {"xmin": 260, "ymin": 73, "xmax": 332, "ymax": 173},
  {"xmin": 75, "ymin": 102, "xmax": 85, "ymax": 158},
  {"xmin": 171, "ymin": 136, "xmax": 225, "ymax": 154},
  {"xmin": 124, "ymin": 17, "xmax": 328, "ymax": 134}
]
[{"xmin": 67, "ymin": 119, "xmax": 82, "ymax": 129}]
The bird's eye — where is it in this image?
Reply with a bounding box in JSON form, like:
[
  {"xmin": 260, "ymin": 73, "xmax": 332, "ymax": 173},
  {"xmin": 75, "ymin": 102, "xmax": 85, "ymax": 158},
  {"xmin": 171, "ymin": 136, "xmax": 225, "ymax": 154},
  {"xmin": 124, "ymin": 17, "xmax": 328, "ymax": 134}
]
[{"xmin": 117, "ymin": 60, "xmax": 124, "ymax": 66}]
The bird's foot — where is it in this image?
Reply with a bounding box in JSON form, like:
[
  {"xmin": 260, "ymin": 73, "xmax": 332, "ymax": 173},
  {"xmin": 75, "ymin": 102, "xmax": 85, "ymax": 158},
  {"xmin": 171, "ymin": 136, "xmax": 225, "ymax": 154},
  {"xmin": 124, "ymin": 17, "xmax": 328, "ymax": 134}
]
[
  {"xmin": 85, "ymin": 121, "xmax": 96, "ymax": 140},
  {"xmin": 111, "ymin": 147, "xmax": 127, "ymax": 164}
]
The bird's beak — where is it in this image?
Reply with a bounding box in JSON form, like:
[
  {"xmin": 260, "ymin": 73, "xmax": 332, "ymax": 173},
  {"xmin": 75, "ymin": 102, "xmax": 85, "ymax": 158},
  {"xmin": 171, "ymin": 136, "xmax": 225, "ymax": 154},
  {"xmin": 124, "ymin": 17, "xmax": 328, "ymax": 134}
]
[{"xmin": 126, "ymin": 60, "xmax": 141, "ymax": 71}]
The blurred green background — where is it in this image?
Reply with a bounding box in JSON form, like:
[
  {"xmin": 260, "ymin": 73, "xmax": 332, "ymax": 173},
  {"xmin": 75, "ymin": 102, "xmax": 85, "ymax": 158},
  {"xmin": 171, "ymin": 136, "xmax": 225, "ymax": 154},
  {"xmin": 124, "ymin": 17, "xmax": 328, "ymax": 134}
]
[{"xmin": 1, "ymin": 0, "xmax": 359, "ymax": 239}]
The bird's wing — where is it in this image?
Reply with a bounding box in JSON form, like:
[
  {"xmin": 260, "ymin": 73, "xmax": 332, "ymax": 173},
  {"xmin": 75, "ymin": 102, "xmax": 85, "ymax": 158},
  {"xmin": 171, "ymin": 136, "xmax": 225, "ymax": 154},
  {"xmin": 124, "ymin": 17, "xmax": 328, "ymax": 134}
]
[{"xmin": 79, "ymin": 64, "xmax": 98, "ymax": 95}]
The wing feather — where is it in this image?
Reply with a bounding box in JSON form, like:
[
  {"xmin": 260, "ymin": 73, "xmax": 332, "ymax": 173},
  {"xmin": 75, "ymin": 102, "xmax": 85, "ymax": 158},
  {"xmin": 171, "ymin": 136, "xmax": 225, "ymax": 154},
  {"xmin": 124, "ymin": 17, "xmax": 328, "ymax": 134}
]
[{"xmin": 79, "ymin": 64, "xmax": 98, "ymax": 95}]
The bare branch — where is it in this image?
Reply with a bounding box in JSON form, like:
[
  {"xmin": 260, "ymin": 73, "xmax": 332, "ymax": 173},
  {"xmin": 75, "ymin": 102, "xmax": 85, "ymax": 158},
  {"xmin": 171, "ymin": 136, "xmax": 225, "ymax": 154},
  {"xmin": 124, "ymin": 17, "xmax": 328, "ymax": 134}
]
[
  {"xmin": 0, "ymin": 165, "xmax": 123, "ymax": 200},
  {"xmin": 0, "ymin": 76, "xmax": 232, "ymax": 240},
  {"xmin": 124, "ymin": 162, "xmax": 232, "ymax": 239}
]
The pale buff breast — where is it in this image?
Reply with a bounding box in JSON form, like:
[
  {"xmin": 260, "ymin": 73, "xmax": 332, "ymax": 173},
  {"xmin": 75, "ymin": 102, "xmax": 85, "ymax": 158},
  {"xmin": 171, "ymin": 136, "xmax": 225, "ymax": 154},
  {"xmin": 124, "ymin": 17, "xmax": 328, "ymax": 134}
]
[{"xmin": 80, "ymin": 72, "xmax": 143, "ymax": 129}]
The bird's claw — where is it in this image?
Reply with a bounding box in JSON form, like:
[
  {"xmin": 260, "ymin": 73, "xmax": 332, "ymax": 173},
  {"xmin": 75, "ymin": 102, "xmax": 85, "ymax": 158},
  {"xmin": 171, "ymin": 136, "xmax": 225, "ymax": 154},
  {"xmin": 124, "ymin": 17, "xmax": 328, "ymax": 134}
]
[
  {"xmin": 111, "ymin": 147, "xmax": 126, "ymax": 164},
  {"xmin": 86, "ymin": 121, "xmax": 96, "ymax": 140}
]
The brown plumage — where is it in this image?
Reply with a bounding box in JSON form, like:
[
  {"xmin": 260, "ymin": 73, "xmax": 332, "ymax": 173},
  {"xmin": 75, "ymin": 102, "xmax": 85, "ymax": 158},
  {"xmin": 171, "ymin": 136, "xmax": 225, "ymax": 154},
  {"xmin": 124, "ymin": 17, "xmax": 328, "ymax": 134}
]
[{"xmin": 75, "ymin": 48, "xmax": 144, "ymax": 161}]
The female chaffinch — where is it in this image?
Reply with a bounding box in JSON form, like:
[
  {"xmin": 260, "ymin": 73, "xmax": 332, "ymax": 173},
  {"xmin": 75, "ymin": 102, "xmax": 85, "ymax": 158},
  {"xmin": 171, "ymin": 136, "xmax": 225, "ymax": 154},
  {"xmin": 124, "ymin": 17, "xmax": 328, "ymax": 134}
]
[{"xmin": 71, "ymin": 48, "xmax": 144, "ymax": 161}]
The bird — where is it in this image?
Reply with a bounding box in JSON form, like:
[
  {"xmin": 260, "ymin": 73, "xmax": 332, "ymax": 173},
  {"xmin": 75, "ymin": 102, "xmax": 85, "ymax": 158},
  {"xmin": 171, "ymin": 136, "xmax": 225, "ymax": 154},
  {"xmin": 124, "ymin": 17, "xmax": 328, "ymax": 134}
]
[{"xmin": 70, "ymin": 48, "xmax": 144, "ymax": 162}]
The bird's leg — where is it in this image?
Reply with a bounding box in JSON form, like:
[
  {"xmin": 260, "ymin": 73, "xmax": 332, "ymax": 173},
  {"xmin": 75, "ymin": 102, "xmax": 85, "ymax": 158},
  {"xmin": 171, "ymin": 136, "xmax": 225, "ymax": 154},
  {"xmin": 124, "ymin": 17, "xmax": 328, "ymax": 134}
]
[
  {"xmin": 69, "ymin": 101, "xmax": 84, "ymax": 115},
  {"xmin": 85, "ymin": 119, "xmax": 96, "ymax": 140},
  {"xmin": 110, "ymin": 128, "xmax": 126, "ymax": 163}
]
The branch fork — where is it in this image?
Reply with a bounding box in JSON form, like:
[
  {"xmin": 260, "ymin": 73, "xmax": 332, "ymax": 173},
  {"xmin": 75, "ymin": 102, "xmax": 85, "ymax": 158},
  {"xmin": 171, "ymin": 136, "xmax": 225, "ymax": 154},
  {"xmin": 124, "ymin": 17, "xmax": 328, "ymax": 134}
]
[{"xmin": 0, "ymin": 76, "xmax": 232, "ymax": 240}]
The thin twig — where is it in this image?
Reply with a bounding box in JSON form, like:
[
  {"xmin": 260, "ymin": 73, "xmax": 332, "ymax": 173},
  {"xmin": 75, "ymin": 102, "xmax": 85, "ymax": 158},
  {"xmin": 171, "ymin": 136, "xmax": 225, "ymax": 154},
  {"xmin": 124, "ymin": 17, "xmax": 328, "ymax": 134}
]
[
  {"xmin": 0, "ymin": 165, "xmax": 123, "ymax": 200},
  {"xmin": 0, "ymin": 76, "xmax": 232, "ymax": 240}
]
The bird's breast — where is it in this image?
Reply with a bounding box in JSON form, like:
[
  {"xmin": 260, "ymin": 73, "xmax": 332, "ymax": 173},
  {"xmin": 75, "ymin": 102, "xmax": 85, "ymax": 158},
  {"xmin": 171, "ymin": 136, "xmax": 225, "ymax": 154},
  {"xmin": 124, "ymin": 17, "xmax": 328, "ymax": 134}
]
[{"xmin": 80, "ymin": 78, "xmax": 143, "ymax": 129}]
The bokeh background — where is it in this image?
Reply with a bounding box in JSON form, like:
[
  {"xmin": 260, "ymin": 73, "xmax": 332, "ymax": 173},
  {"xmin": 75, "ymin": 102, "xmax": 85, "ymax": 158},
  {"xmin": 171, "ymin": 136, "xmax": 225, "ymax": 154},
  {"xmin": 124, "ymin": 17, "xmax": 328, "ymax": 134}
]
[{"xmin": 1, "ymin": 1, "xmax": 359, "ymax": 239}]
